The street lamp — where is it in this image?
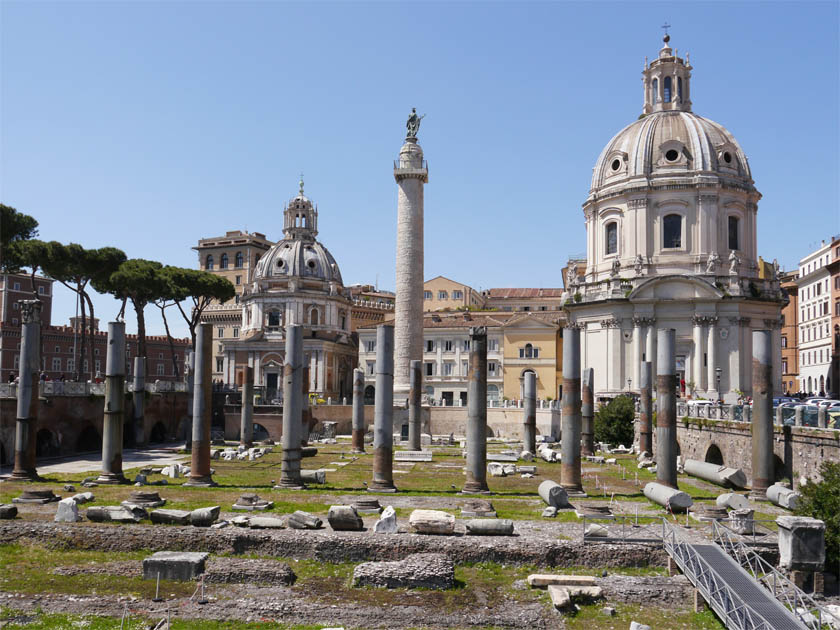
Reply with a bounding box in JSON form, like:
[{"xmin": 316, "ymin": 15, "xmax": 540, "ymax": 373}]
[
  {"xmin": 715, "ymin": 367, "xmax": 722, "ymax": 404},
  {"xmin": 627, "ymin": 378, "xmax": 632, "ymax": 392}
]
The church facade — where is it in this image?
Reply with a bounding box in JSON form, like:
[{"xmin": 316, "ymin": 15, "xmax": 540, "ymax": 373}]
[
  {"xmin": 219, "ymin": 182, "xmax": 357, "ymax": 402},
  {"xmin": 565, "ymin": 36, "xmax": 786, "ymax": 401}
]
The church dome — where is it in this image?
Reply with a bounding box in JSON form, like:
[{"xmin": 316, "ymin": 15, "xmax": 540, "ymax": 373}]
[
  {"xmin": 590, "ymin": 110, "xmax": 753, "ymax": 192},
  {"xmin": 253, "ymin": 238, "xmax": 343, "ymax": 284},
  {"xmin": 251, "ymin": 179, "xmax": 344, "ymax": 285}
]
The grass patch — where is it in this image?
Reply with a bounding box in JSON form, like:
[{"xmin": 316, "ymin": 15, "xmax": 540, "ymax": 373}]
[{"xmin": 565, "ymin": 602, "xmax": 724, "ymax": 629}]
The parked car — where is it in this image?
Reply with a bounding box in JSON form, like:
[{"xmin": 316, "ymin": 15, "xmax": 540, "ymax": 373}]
[{"xmin": 781, "ymin": 404, "xmax": 820, "ymax": 427}]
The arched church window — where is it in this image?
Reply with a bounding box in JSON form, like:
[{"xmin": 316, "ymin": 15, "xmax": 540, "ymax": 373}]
[
  {"xmin": 677, "ymin": 77, "xmax": 683, "ymax": 101},
  {"xmin": 664, "ymin": 77, "xmax": 672, "ymax": 103},
  {"xmin": 663, "ymin": 214, "xmax": 682, "ymax": 249},
  {"xmin": 728, "ymin": 216, "xmax": 740, "ymax": 251},
  {"xmin": 605, "ymin": 222, "xmax": 618, "ymax": 255},
  {"xmin": 205, "ymin": 255, "xmax": 214, "ymax": 270},
  {"xmin": 652, "ymin": 78, "xmax": 658, "ymax": 103},
  {"xmin": 519, "ymin": 344, "xmax": 538, "ymax": 359},
  {"xmin": 235, "ymin": 252, "xmax": 244, "ymax": 268},
  {"xmin": 220, "ymin": 253, "xmax": 229, "ymax": 269},
  {"xmin": 310, "ymin": 308, "xmax": 319, "ymax": 326},
  {"xmin": 267, "ymin": 310, "xmax": 281, "ymax": 327}
]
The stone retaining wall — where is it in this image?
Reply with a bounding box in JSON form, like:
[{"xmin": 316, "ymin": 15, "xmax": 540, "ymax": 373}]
[
  {"xmin": 224, "ymin": 404, "xmax": 561, "ymax": 443},
  {"xmin": 637, "ymin": 416, "xmax": 840, "ymax": 485},
  {"xmin": 0, "ymin": 521, "xmax": 664, "ymax": 569}
]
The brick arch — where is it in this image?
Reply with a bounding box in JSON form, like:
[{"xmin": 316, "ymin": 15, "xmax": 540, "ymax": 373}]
[
  {"xmin": 75, "ymin": 424, "xmax": 101, "ymax": 453},
  {"xmin": 704, "ymin": 444, "xmax": 724, "ymax": 465},
  {"xmin": 149, "ymin": 421, "xmax": 167, "ymax": 444},
  {"xmin": 36, "ymin": 428, "xmax": 60, "ymax": 457}
]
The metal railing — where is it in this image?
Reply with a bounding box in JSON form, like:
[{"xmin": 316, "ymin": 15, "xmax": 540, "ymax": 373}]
[
  {"xmin": 581, "ymin": 515, "xmax": 664, "ymax": 544},
  {"xmin": 712, "ymin": 519, "xmax": 840, "ymax": 629},
  {"xmin": 663, "ymin": 519, "xmax": 785, "ymax": 630}
]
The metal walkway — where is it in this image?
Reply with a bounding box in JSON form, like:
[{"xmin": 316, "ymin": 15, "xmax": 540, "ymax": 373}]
[
  {"xmin": 663, "ymin": 521, "xmax": 808, "ymax": 630},
  {"xmin": 692, "ymin": 544, "xmax": 803, "ymax": 630}
]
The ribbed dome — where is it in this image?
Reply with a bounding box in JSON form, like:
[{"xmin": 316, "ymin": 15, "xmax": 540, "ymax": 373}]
[
  {"xmin": 253, "ymin": 238, "xmax": 343, "ymax": 284},
  {"xmin": 590, "ymin": 110, "xmax": 753, "ymax": 192}
]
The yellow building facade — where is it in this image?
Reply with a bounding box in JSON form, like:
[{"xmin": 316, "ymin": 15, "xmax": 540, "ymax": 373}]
[{"xmin": 501, "ymin": 313, "xmax": 564, "ymax": 401}]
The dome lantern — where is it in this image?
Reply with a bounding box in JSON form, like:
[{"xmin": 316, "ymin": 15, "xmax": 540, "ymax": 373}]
[
  {"xmin": 642, "ymin": 34, "xmax": 692, "ymax": 115},
  {"xmin": 282, "ymin": 176, "xmax": 318, "ymax": 241}
]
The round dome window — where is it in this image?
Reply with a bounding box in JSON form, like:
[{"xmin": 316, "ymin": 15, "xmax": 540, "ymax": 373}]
[
  {"xmin": 277, "ymin": 260, "xmax": 284, "ymax": 268},
  {"xmin": 665, "ymin": 149, "xmax": 679, "ymax": 162},
  {"xmin": 611, "ymin": 159, "xmax": 621, "ymax": 172},
  {"xmin": 723, "ymin": 151, "xmax": 732, "ymax": 164},
  {"xmin": 307, "ymin": 260, "xmax": 316, "ymax": 269}
]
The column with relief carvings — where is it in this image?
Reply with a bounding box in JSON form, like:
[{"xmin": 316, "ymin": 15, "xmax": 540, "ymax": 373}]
[{"xmin": 707, "ymin": 317, "xmax": 718, "ymax": 397}]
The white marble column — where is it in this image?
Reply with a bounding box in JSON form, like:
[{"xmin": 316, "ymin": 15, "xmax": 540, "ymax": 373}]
[
  {"xmin": 707, "ymin": 318, "xmax": 718, "ymax": 396},
  {"xmin": 633, "ymin": 318, "xmax": 642, "ymax": 393},
  {"xmin": 742, "ymin": 319, "xmax": 753, "ymax": 393},
  {"xmin": 728, "ymin": 319, "xmax": 741, "ymax": 393},
  {"xmin": 646, "ymin": 320, "xmax": 657, "ymax": 382},
  {"xmin": 692, "ymin": 317, "xmax": 703, "ymax": 394}
]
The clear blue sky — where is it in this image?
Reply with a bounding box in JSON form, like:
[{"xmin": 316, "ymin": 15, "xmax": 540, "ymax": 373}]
[{"xmin": 2, "ymin": 1, "xmax": 838, "ymax": 339}]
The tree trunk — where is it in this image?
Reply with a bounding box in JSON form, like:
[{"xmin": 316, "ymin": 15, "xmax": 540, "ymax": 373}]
[
  {"xmin": 77, "ymin": 286, "xmax": 87, "ymax": 381},
  {"xmin": 134, "ymin": 300, "xmax": 147, "ymax": 362},
  {"xmin": 175, "ymin": 300, "xmax": 197, "ymax": 350},
  {"xmin": 84, "ymin": 292, "xmax": 97, "ymax": 380},
  {"xmin": 158, "ymin": 303, "xmax": 180, "ymax": 379}
]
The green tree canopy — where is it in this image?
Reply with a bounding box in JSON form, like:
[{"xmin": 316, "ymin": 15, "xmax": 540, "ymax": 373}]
[
  {"xmin": 94, "ymin": 258, "xmax": 167, "ymax": 360},
  {"xmin": 166, "ymin": 267, "xmax": 236, "ymax": 347},
  {"xmin": 1, "ymin": 204, "xmax": 39, "ymax": 272},
  {"xmin": 593, "ymin": 394, "xmax": 636, "ymax": 448},
  {"xmin": 796, "ymin": 461, "xmax": 840, "ymax": 571},
  {"xmin": 42, "ymin": 243, "xmax": 126, "ymax": 380}
]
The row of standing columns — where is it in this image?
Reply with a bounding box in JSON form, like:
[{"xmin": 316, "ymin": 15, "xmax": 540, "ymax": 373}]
[{"xmin": 7, "ymin": 317, "xmax": 779, "ymax": 504}]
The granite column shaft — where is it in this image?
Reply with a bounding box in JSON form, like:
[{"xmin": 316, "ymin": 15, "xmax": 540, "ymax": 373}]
[
  {"xmin": 408, "ymin": 360, "xmax": 422, "ymax": 451},
  {"xmin": 11, "ymin": 300, "xmax": 41, "ymax": 481},
  {"xmin": 185, "ymin": 323, "xmax": 215, "ymax": 486},
  {"xmin": 522, "ymin": 370, "xmax": 536, "ymax": 455},
  {"xmin": 639, "ymin": 361, "xmax": 653, "ymax": 455},
  {"xmin": 463, "ymin": 327, "xmax": 489, "ymax": 493},
  {"xmin": 561, "ymin": 326, "xmax": 583, "ymax": 493},
  {"xmin": 581, "ymin": 367, "xmax": 595, "ymax": 457},
  {"xmin": 370, "ymin": 324, "xmax": 396, "ymax": 492},
  {"xmin": 240, "ymin": 366, "xmax": 254, "ymax": 448},
  {"xmin": 132, "ymin": 357, "xmax": 145, "ymax": 447},
  {"xmin": 98, "ymin": 322, "xmax": 127, "ymax": 484},
  {"xmin": 751, "ymin": 330, "xmax": 774, "ymax": 498},
  {"xmin": 351, "ymin": 367, "xmax": 365, "ymax": 453},
  {"xmin": 279, "ymin": 324, "xmax": 304, "ymax": 489},
  {"xmin": 656, "ymin": 329, "xmax": 678, "ymax": 488}
]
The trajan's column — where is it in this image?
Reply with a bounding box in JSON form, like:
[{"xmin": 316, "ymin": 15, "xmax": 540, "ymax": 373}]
[{"xmin": 393, "ymin": 108, "xmax": 428, "ymax": 402}]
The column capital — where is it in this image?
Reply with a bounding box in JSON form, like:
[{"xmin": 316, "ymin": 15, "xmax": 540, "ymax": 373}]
[
  {"xmin": 600, "ymin": 318, "xmax": 621, "ymax": 329},
  {"xmin": 20, "ymin": 300, "xmax": 42, "ymax": 324}
]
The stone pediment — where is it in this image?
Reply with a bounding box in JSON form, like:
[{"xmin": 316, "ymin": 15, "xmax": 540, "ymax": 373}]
[
  {"xmin": 628, "ymin": 275, "xmax": 723, "ymax": 301},
  {"xmin": 503, "ymin": 313, "xmax": 560, "ymax": 329}
]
